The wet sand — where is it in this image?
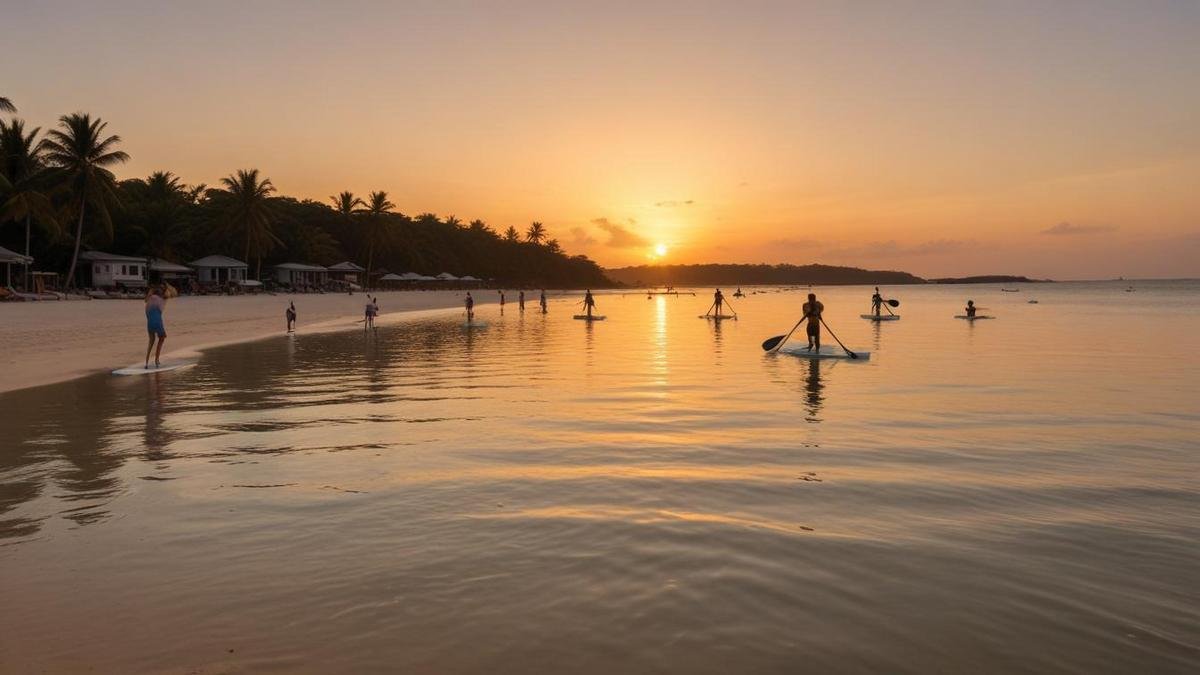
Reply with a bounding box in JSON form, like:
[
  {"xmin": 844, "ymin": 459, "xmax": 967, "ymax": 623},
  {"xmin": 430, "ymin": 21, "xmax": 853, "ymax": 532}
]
[{"xmin": 0, "ymin": 290, "xmax": 494, "ymax": 394}]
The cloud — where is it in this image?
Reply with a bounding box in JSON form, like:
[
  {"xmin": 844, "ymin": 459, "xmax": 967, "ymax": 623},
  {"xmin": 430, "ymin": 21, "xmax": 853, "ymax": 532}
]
[
  {"xmin": 569, "ymin": 226, "xmax": 596, "ymax": 246},
  {"xmin": 1041, "ymin": 221, "xmax": 1117, "ymax": 236},
  {"xmin": 654, "ymin": 199, "xmax": 694, "ymax": 207},
  {"xmin": 592, "ymin": 218, "xmax": 651, "ymax": 248}
]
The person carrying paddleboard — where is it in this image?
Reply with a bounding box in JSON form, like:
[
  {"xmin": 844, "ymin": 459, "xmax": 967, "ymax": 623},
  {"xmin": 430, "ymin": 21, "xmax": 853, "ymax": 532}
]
[
  {"xmin": 539, "ymin": 289, "xmax": 548, "ymax": 314},
  {"xmin": 583, "ymin": 289, "xmax": 596, "ymax": 318},
  {"xmin": 871, "ymin": 287, "xmax": 883, "ymax": 317},
  {"xmin": 144, "ymin": 285, "xmax": 168, "ymax": 368},
  {"xmin": 802, "ymin": 292, "xmax": 824, "ymax": 352},
  {"xmin": 465, "ymin": 292, "xmax": 475, "ymax": 321},
  {"xmin": 286, "ymin": 301, "xmax": 297, "ymax": 332},
  {"xmin": 965, "ymin": 300, "xmax": 977, "ymax": 317},
  {"xmin": 714, "ymin": 288, "xmax": 725, "ymax": 316}
]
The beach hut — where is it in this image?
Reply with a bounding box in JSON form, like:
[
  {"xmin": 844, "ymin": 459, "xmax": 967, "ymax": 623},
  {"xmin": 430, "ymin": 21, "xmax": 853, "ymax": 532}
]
[
  {"xmin": 0, "ymin": 244, "xmax": 33, "ymax": 288},
  {"xmin": 327, "ymin": 261, "xmax": 366, "ymax": 285},
  {"xmin": 273, "ymin": 262, "xmax": 328, "ymax": 287},
  {"xmin": 398, "ymin": 272, "xmax": 425, "ymax": 282},
  {"xmin": 378, "ymin": 272, "xmax": 405, "ymax": 288},
  {"xmin": 77, "ymin": 251, "xmax": 149, "ymax": 289},
  {"xmin": 435, "ymin": 272, "xmax": 459, "ymax": 281},
  {"xmin": 190, "ymin": 255, "xmax": 249, "ymax": 285},
  {"xmin": 149, "ymin": 258, "xmax": 194, "ymax": 284}
]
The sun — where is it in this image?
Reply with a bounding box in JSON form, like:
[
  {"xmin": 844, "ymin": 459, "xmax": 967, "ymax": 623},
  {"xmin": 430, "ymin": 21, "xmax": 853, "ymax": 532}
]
[{"xmin": 654, "ymin": 243, "xmax": 668, "ymax": 258}]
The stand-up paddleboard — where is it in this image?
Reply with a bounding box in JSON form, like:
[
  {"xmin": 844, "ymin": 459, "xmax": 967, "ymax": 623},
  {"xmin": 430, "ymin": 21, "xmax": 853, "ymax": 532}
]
[
  {"xmin": 573, "ymin": 315, "xmax": 606, "ymax": 321},
  {"xmin": 860, "ymin": 314, "xmax": 900, "ymax": 321},
  {"xmin": 700, "ymin": 315, "xmax": 737, "ymax": 320},
  {"xmin": 777, "ymin": 344, "xmax": 870, "ymax": 360},
  {"xmin": 954, "ymin": 315, "xmax": 994, "ymax": 320},
  {"xmin": 113, "ymin": 361, "xmax": 196, "ymax": 376}
]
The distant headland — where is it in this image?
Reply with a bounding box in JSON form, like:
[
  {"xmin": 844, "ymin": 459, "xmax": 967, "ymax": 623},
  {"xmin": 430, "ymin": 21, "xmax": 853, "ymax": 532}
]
[
  {"xmin": 928, "ymin": 275, "xmax": 1049, "ymax": 284},
  {"xmin": 604, "ymin": 263, "xmax": 926, "ymax": 287}
]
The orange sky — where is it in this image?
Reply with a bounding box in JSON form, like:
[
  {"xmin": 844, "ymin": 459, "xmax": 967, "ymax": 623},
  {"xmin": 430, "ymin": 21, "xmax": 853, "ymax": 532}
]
[{"xmin": 4, "ymin": 1, "xmax": 1198, "ymax": 278}]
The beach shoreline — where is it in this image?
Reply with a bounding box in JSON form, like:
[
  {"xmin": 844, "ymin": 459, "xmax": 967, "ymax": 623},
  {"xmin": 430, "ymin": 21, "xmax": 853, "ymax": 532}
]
[{"xmin": 0, "ymin": 290, "xmax": 488, "ymax": 394}]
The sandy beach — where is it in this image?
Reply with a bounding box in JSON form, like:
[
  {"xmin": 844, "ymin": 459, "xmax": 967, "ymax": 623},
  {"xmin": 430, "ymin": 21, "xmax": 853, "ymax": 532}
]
[{"xmin": 0, "ymin": 290, "xmax": 489, "ymax": 394}]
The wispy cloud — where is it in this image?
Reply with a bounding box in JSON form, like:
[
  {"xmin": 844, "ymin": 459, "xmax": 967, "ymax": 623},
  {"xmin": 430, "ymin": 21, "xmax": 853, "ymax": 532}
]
[
  {"xmin": 1041, "ymin": 221, "xmax": 1117, "ymax": 236},
  {"xmin": 654, "ymin": 199, "xmax": 694, "ymax": 207},
  {"xmin": 592, "ymin": 218, "xmax": 650, "ymax": 248},
  {"xmin": 569, "ymin": 226, "xmax": 596, "ymax": 247}
]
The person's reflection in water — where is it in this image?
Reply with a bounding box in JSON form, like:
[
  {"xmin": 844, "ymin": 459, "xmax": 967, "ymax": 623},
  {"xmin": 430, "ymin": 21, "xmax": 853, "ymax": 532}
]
[
  {"xmin": 709, "ymin": 315, "xmax": 723, "ymax": 360},
  {"xmin": 142, "ymin": 374, "xmax": 171, "ymax": 461},
  {"xmin": 871, "ymin": 320, "xmax": 883, "ymax": 351},
  {"xmin": 803, "ymin": 359, "xmax": 824, "ymax": 423},
  {"xmin": 584, "ymin": 320, "xmax": 595, "ymax": 368}
]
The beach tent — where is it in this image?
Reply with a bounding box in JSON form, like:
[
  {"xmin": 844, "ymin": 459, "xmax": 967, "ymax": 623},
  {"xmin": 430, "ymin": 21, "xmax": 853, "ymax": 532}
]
[
  {"xmin": 435, "ymin": 272, "xmax": 459, "ymax": 281},
  {"xmin": 0, "ymin": 245, "xmax": 33, "ymax": 287},
  {"xmin": 398, "ymin": 272, "xmax": 425, "ymax": 281},
  {"xmin": 190, "ymin": 255, "xmax": 249, "ymax": 285},
  {"xmin": 378, "ymin": 273, "xmax": 405, "ymax": 282}
]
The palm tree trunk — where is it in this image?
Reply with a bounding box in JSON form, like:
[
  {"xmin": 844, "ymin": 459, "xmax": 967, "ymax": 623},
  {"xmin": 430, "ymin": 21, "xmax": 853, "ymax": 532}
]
[
  {"xmin": 23, "ymin": 215, "xmax": 31, "ymax": 291},
  {"xmin": 63, "ymin": 200, "xmax": 87, "ymax": 289},
  {"xmin": 366, "ymin": 241, "xmax": 374, "ymax": 292}
]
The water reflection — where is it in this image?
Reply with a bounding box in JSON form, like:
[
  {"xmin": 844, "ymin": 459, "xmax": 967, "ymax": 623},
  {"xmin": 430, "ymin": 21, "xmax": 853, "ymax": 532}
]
[{"xmin": 803, "ymin": 359, "xmax": 824, "ymax": 423}]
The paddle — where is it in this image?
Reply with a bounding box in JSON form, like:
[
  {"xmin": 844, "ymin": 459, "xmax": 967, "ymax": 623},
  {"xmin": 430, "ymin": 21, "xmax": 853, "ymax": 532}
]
[
  {"xmin": 723, "ymin": 297, "xmax": 738, "ymax": 319},
  {"xmin": 819, "ymin": 317, "xmax": 857, "ymax": 359},
  {"xmin": 761, "ymin": 316, "xmax": 807, "ymax": 351},
  {"xmin": 702, "ymin": 300, "xmax": 715, "ymax": 317},
  {"xmin": 887, "ymin": 299, "xmax": 900, "ymax": 307}
]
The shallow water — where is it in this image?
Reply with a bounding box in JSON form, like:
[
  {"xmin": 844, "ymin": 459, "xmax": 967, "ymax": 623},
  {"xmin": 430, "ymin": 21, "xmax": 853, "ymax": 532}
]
[{"xmin": 2, "ymin": 280, "xmax": 1198, "ymax": 673}]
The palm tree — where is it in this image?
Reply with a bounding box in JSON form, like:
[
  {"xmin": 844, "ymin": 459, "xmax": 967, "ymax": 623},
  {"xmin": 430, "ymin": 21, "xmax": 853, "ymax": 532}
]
[
  {"xmin": 503, "ymin": 225, "xmax": 520, "ymax": 242},
  {"xmin": 216, "ymin": 168, "xmax": 280, "ymax": 279},
  {"xmin": 444, "ymin": 215, "xmax": 463, "ymax": 229},
  {"xmin": 545, "ymin": 238, "xmax": 562, "ymax": 254},
  {"xmin": 329, "ymin": 190, "xmax": 364, "ymax": 218},
  {"xmin": 468, "ymin": 219, "xmax": 492, "ymax": 236},
  {"xmin": 526, "ymin": 221, "xmax": 547, "ymax": 244},
  {"xmin": 124, "ymin": 171, "xmax": 192, "ymax": 278},
  {"xmin": 0, "ymin": 97, "xmax": 15, "ymax": 114},
  {"xmin": 40, "ymin": 113, "xmax": 129, "ymax": 288},
  {"xmin": 0, "ymin": 119, "xmax": 59, "ymax": 289},
  {"xmin": 361, "ymin": 190, "xmax": 395, "ymax": 287}
]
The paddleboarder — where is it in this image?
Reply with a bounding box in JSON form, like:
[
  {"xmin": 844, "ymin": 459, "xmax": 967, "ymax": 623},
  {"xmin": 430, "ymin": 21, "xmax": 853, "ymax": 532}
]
[
  {"xmin": 144, "ymin": 285, "xmax": 168, "ymax": 368},
  {"xmin": 583, "ymin": 289, "xmax": 596, "ymax": 318},
  {"xmin": 713, "ymin": 288, "xmax": 725, "ymax": 316},
  {"xmin": 802, "ymin": 292, "xmax": 824, "ymax": 352},
  {"xmin": 539, "ymin": 289, "xmax": 548, "ymax": 314},
  {"xmin": 286, "ymin": 301, "xmax": 296, "ymax": 332},
  {"xmin": 465, "ymin": 292, "xmax": 475, "ymax": 322},
  {"xmin": 871, "ymin": 287, "xmax": 883, "ymax": 317},
  {"xmin": 965, "ymin": 300, "xmax": 977, "ymax": 318}
]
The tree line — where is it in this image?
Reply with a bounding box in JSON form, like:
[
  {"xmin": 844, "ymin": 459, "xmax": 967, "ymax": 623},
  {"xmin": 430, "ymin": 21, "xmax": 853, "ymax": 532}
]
[
  {"xmin": 605, "ymin": 263, "xmax": 927, "ymax": 287},
  {"xmin": 0, "ymin": 96, "xmax": 611, "ymax": 289}
]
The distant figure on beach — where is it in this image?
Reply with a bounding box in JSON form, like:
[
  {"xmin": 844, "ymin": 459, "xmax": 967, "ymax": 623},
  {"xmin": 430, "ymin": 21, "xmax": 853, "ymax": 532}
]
[
  {"xmin": 965, "ymin": 300, "xmax": 977, "ymax": 317},
  {"xmin": 144, "ymin": 285, "xmax": 167, "ymax": 368},
  {"xmin": 583, "ymin": 289, "xmax": 596, "ymax": 318},
  {"xmin": 286, "ymin": 301, "xmax": 296, "ymax": 332},
  {"xmin": 539, "ymin": 289, "xmax": 547, "ymax": 314},
  {"xmin": 364, "ymin": 297, "xmax": 377, "ymax": 329},
  {"xmin": 802, "ymin": 292, "xmax": 824, "ymax": 352},
  {"xmin": 734, "ymin": 287, "xmax": 744, "ymax": 297},
  {"xmin": 713, "ymin": 288, "xmax": 725, "ymax": 315},
  {"xmin": 465, "ymin": 292, "xmax": 475, "ymax": 321},
  {"xmin": 519, "ymin": 290, "xmax": 525, "ymax": 312},
  {"xmin": 871, "ymin": 287, "xmax": 883, "ymax": 317}
]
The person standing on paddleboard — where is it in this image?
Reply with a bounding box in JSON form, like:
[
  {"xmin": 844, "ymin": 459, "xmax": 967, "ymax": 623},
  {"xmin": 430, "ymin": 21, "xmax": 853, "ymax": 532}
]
[
  {"xmin": 539, "ymin": 289, "xmax": 548, "ymax": 314},
  {"xmin": 144, "ymin": 285, "xmax": 168, "ymax": 368},
  {"xmin": 465, "ymin": 292, "xmax": 475, "ymax": 322},
  {"xmin": 871, "ymin": 287, "xmax": 883, "ymax": 317},
  {"xmin": 714, "ymin": 288, "xmax": 725, "ymax": 316},
  {"xmin": 583, "ymin": 289, "xmax": 596, "ymax": 318},
  {"xmin": 965, "ymin": 300, "xmax": 977, "ymax": 317},
  {"xmin": 802, "ymin": 292, "xmax": 824, "ymax": 352},
  {"xmin": 286, "ymin": 301, "xmax": 296, "ymax": 332}
]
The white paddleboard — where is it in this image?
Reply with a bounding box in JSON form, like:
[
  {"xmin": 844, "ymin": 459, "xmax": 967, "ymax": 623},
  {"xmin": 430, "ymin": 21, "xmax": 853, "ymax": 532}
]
[
  {"xmin": 574, "ymin": 315, "xmax": 606, "ymax": 321},
  {"xmin": 700, "ymin": 315, "xmax": 737, "ymax": 320},
  {"xmin": 860, "ymin": 314, "xmax": 900, "ymax": 321},
  {"xmin": 113, "ymin": 361, "xmax": 196, "ymax": 376},
  {"xmin": 954, "ymin": 315, "xmax": 994, "ymax": 320},
  {"xmin": 778, "ymin": 344, "xmax": 870, "ymax": 360}
]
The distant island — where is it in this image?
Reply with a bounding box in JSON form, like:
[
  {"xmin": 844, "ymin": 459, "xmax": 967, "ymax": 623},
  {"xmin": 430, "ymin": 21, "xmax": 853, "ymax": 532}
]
[
  {"xmin": 929, "ymin": 275, "xmax": 1049, "ymax": 284},
  {"xmin": 604, "ymin": 263, "xmax": 925, "ymax": 287}
]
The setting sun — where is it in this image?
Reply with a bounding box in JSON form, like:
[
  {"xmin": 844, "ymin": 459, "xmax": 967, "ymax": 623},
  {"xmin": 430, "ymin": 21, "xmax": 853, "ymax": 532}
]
[{"xmin": 654, "ymin": 243, "xmax": 668, "ymax": 258}]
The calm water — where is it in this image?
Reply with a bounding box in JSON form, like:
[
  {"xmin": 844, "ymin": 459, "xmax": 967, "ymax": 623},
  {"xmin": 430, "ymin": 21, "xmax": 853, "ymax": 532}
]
[{"xmin": 2, "ymin": 281, "xmax": 1198, "ymax": 673}]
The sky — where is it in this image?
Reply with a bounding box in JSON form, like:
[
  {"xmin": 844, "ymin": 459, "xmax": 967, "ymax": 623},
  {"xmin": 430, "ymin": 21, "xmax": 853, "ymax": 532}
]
[{"xmin": 3, "ymin": 0, "xmax": 1198, "ymax": 279}]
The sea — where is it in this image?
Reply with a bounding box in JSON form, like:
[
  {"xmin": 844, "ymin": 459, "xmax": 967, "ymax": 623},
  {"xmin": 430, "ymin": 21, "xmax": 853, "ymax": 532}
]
[{"xmin": 2, "ymin": 280, "xmax": 1197, "ymax": 673}]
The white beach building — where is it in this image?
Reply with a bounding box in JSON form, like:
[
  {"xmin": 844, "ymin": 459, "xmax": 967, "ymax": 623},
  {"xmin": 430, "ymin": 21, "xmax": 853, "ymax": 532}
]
[
  {"xmin": 0, "ymin": 244, "xmax": 33, "ymax": 287},
  {"xmin": 327, "ymin": 261, "xmax": 366, "ymax": 285},
  {"xmin": 190, "ymin": 255, "xmax": 249, "ymax": 285},
  {"xmin": 149, "ymin": 258, "xmax": 194, "ymax": 283},
  {"xmin": 273, "ymin": 262, "xmax": 328, "ymax": 287},
  {"xmin": 77, "ymin": 251, "xmax": 148, "ymax": 288}
]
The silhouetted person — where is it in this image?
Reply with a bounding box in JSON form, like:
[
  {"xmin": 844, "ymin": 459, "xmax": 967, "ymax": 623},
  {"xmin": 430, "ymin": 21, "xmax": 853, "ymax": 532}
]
[
  {"xmin": 714, "ymin": 288, "xmax": 725, "ymax": 315},
  {"xmin": 871, "ymin": 287, "xmax": 883, "ymax": 317},
  {"xmin": 539, "ymin": 289, "xmax": 548, "ymax": 314},
  {"xmin": 802, "ymin": 292, "xmax": 824, "ymax": 352},
  {"xmin": 286, "ymin": 301, "xmax": 296, "ymax": 332},
  {"xmin": 519, "ymin": 290, "xmax": 525, "ymax": 311},
  {"xmin": 965, "ymin": 300, "xmax": 977, "ymax": 317},
  {"xmin": 583, "ymin": 289, "xmax": 596, "ymax": 318},
  {"xmin": 465, "ymin": 292, "xmax": 475, "ymax": 321}
]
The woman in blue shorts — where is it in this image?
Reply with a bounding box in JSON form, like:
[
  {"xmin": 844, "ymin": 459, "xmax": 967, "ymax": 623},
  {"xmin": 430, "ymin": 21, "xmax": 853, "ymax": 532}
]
[{"xmin": 145, "ymin": 285, "xmax": 168, "ymax": 368}]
